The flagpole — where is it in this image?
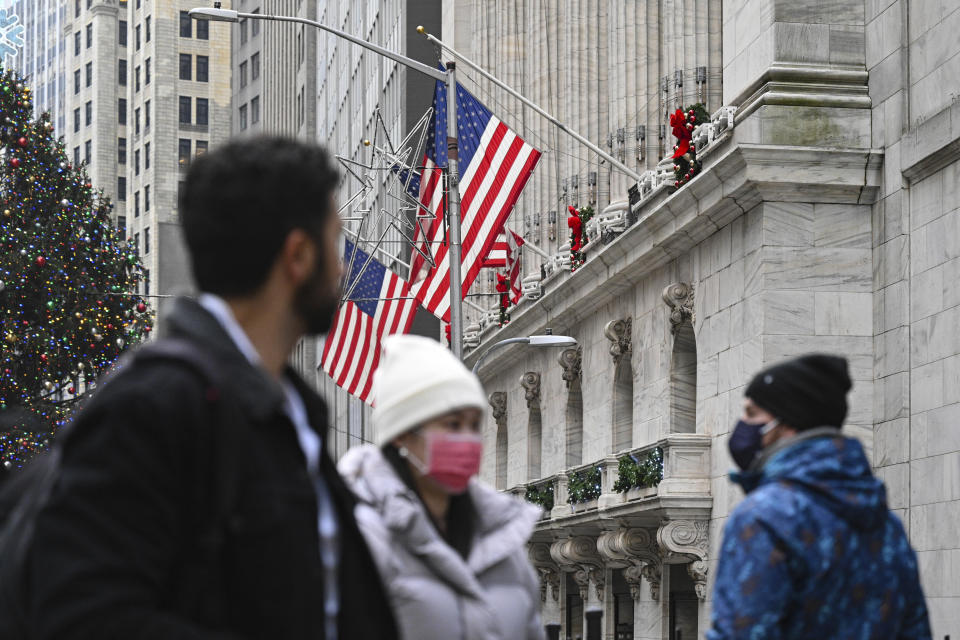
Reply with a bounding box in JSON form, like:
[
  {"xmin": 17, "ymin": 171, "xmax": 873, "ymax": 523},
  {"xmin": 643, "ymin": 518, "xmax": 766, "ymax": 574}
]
[
  {"xmin": 445, "ymin": 61, "xmax": 465, "ymax": 359},
  {"xmin": 418, "ymin": 28, "xmax": 643, "ymax": 184}
]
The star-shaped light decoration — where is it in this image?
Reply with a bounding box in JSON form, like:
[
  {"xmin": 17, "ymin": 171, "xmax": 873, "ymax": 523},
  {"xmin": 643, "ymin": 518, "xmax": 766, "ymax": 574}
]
[{"xmin": 336, "ymin": 107, "xmax": 438, "ymax": 303}]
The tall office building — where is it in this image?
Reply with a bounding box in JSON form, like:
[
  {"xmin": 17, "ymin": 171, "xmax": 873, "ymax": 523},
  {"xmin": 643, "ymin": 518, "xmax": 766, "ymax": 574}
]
[{"xmin": 8, "ymin": 0, "xmax": 233, "ymax": 322}]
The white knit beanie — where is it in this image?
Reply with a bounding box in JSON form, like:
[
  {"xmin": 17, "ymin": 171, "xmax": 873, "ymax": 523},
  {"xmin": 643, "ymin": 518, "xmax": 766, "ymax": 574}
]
[{"xmin": 371, "ymin": 334, "xmax": 487, "ymax": 446}]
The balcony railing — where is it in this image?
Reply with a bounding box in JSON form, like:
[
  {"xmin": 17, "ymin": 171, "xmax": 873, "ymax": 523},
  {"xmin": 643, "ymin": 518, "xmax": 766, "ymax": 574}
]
[{"xmin": 506, "ymin": 433, "xmax": 711, "ymax": 522}]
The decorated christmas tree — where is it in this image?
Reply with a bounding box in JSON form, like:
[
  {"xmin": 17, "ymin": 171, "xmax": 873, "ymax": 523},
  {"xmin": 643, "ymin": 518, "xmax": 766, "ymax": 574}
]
[{"xmin": 0, "ymin": 64, "xmax": 151, "ymax": 471}]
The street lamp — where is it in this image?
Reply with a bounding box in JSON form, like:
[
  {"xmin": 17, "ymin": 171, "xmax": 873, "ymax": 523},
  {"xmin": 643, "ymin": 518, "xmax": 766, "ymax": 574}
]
[{"xmin": 472, "ymin": 332, "xmax": 577, "ymax": 374}]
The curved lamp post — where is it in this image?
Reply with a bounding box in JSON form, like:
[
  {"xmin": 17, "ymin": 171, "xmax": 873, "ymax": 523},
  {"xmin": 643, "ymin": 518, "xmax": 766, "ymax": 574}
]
[{"xmin": 472, "ymin": 333, "xmax": 577, "ymax": 374}]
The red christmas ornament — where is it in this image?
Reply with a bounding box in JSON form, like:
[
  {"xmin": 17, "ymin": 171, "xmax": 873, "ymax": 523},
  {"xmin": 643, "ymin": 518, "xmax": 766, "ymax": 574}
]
[
  {"xmin": 106, "ymin": 323, "xmax": 114, "ymax": 330},
  {"xmin": 690, "ymin": 116, "xmax": 696, "ymax": 122},
  {"xmin": 10, "ymin": 158, "xmax": 20, "ymax": 168},
  {"xmin": 136, "ymin": 302, "xmax": 147, "ymax": 313},
  {"xmin": 35, "ymin": 255, "xmax": 46, "ymax": 267},
  {"xmin": 40, "ymin": 354, "xmax": 48, "ymax": 363},
  {"xmin": 144, "ymin": 326, "xmax": 152, "ymax": 333},
  {"xmin": 17, "ymin": 137, "xmax": 27, "ymax": 147},
  {"xmin": 68, "ymin": 387, "xmax": 75, "ymax": 394},
  {"xmin": 675, "ymin": 181, "xmax": 680, "ymax": 187}
]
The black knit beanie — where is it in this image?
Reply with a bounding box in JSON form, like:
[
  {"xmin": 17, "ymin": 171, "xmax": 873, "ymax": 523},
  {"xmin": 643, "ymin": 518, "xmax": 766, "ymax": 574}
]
[{"xmin": 744, "ymin": 354, "xmax": 852, "ymax": 431}]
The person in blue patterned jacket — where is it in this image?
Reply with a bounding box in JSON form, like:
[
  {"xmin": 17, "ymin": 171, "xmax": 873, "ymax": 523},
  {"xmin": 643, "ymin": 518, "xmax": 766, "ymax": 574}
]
[{"xmin": 708, "ymin": 354, "xmax": 932, "ymax": 640}]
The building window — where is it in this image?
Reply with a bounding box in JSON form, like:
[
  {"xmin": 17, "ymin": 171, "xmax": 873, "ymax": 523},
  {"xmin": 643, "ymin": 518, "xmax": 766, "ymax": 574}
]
[
  {"xmin": 251, "ymin": 52, "xmax": 260, "ymax": 80},
  {"xmin": 145, "ymin": 100, "xmax": 150, "ymax": 129},
  {"xmin": 134, "ymin": 149, "xmax": 140, "ymax": 175},
  {"xmin": 196, "ymin": 98, "xmax": 209, "ymax": 126},
  {"xmin": 145, "ymin": 58, "xmax": 151, "ymax": 85},
  {"xmin": 135, "ymin": 108, "xmax": 140, "ymax": 135},
  {"xmin": 144, "ymin": 226, "xmax": 150, "ymax": 253},
  {"xmin": 73, "ymin": 108, "xmax": 80, "ymax": 133},
  {"xmin": 145, "ymin": 16, "xmax": 151, "ymax": 42},
  {"xmin": 179, "ymin": 96, "xmax": 191, "ymax": 124},
  {"xmin": 178, "ymin": 138, "xmax": 191, "ymax": 168},
  {"xmin": 196, "ymin": 55, "xmax": 208, "ymax": 82},
  {"xmin": 118, "ymin": 98, "xmax": 126, "ymax": 125},
  {"xmin": 118, "ymin": 59, "xmax": 127, "ymax": 86},
  {"xmin": 86, "ymin": 23, "xmax": 92, "ymax": 48},
  {"xmin": 251, "ymin": 9, "xmax": 260, "ymax": 36},
  {"xmin": 75, "ymin": 0, "xmax": 80, "ymax": 18},
  {"xmin": 144, "ymin": 186, "xmax": 150, "ymax": 213},
  {"xmin": 119, "ymin": 20, "xmax": 127, "ymax": 46},
  {"xmin": 135, "ymin": 24, "xmax": 141, "ymax": 50},
  {"xmin": 239, "ymin": 19, "xmax": 247, "ymax": 45},
  {"xmin": 195, "ymin": 140, "xmax": 208, "ymax": 156},
  {"xmin": 74, "ymin": 31, "xmax": 81, "ymax": 55},
  {"xmin": 134, "ymin": 191, "xmax": 140, "ymax": 217},
  {"xmin": 73, "ymin": 146, "xmax": 80, "ymax": 166},
  {"xmin": 144, "ymin": 142, "xmax": 150, "ymax": 169},
  {"xmin": 85, "ymin": 100, "xmax": 92, "ymax": 126},
  {"xmin": 118, "ymin": 137, "xmax": 127, "ymax": 164},
  {"xmin": 197, "ymin": 18, "xmax": 209, "ymax": 40},
  {"xmin": 135, "ymin": 66, "xmax": 140, "ymax": 92},
  {"xmin": 179, "ymin": 11, "xmax": 192, "ymax": 38},
  {"xmin": 84, "ymin": 140, "xmax": 92, "ymax": 164},
  {"xmin": 74, "ymin": 69, "xmax": 81, "ymax": 94},
  {"xmin": 179, "ymin": 53, "xmax": 191, "ymax": 80},
  {"xmin": 251, "ymin": 95, "xmax": 259, "ymax": 124},
  {"xmin": 117, "ymin": 216, "xmax": 126, "ymax": 237},
  {"xmin": 85, "ymin": 62, "xmax": 92, "ymax": 87},
  {"xmin": 144, "ymin": 269, "xmax": 150, "ymax": 296},
  {"xmin": 118, "ymin": 176, "xmax": 126, "ymax": 200},
  {"xmin": 239, "ymin": 61, "xmax": 248, "ymax": 88},
  {"xmin": 239, "ymin": 103, "xmax": 247, "ymax": 130},
  {"xmin": 134, "ymin": 232, "xmax": 139, "ymax": 252}
]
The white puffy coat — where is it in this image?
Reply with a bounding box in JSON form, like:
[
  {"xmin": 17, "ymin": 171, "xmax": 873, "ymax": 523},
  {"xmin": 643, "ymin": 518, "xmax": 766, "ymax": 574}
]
[{"xmin": 338, "ymin": 445, "xmax": 545, "ymax": 640}]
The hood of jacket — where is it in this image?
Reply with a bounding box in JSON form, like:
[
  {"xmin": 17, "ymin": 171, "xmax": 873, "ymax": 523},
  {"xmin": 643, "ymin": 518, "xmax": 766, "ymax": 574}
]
[
  {"xmin": 338, "ymin": 445, "xmax": 541, "ymax": 585},
  {"xmin": 731, "ymin": 429, "xmax": 888, "ymax": 531}
]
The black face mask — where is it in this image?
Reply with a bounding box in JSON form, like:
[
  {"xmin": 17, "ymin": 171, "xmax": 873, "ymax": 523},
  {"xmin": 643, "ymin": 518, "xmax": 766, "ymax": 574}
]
[{"xmin": 728, "ymin": 418, "xmax": 779, "ymax": 471}]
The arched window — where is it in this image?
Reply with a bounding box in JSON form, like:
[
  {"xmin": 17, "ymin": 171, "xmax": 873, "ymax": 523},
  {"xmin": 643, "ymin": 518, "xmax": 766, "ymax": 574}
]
[
  {"xmin": 670, "ymin": 321, "xmax": 697, "ymax": 433},
  {"xmin": 559, "ymin": 347, "xmax": 584, "ymax": 468}
]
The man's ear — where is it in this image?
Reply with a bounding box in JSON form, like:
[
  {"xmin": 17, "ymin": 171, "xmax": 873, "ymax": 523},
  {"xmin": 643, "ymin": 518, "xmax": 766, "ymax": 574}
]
[{"xmin": 281, "ymin": 228, "xmax": 317, "ymax": 286}]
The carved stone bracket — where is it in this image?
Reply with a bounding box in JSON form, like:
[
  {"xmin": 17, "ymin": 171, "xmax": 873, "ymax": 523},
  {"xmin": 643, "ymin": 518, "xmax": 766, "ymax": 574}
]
[
  {"xmin": 551, "ymin": 536, "xmax": 604, "ymax": 602},
  {"xmin": 657, "ymin": 519, "xmax": 709, "ymax": 600},
  {"xmin": 603, "ymin": 317, "xmax": 633, "ymax": 365},
  {"xmin": 529, "ymin": 542, "xmax": 561, "ymax": 603},
  {"xmin": 558, "ymin": 346, "xmax": 583, "ymax": 388},
  {"xmin": 597, "ymin": 527, "xmax": 662, "ymax": 601},
  {"xmin": 662, "ymin": 282, "xmax": 695, "ymax": 335},
  {"xmin": 489, "ymin": 391, "xmax": 507, "ymax": 429},
  {"xmin": 520, "ymin": 372, "xmax": 541, "ymax": 409}
]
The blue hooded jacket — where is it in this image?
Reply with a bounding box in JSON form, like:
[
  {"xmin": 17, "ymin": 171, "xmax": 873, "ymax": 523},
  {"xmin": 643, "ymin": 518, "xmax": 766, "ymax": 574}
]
[{"xmin": 708, "ymin": 430, "xmax": 932, "ymax": 640}]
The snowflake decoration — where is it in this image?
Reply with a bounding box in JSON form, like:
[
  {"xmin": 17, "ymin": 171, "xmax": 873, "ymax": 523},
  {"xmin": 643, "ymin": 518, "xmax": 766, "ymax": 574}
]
[{"xmin": 0, "ymin": 10, "xmax": 23, "ymax": 64}]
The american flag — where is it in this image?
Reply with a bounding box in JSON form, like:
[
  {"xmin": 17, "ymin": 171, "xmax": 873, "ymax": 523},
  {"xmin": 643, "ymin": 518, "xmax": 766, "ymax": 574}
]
[
  {"xmin": 406, "ymin": 80, "xmax": 541, "ymax": 321},
  {"xmin": 504, "ymin": 227, "xmax": 525, "ymax": 304},
  {"xmin": 321, "ymin": 239, "xmax": 418, "ymax": 403},
  {"xmin": 482, "ymin": 226, "xmax": 525, "ymax": 269}
]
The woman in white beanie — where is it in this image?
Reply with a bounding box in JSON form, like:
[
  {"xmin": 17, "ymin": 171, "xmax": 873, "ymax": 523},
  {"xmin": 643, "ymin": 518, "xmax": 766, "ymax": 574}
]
[{"xmin": 337, "ymin": 334, "xmax": 545, "ymax": 640}]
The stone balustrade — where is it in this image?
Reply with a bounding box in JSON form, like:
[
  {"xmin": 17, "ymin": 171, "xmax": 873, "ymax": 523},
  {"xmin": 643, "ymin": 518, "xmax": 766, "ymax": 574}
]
[{"xmin": 504, "ymin": 433, "xmax": 711, "ymax": 523}]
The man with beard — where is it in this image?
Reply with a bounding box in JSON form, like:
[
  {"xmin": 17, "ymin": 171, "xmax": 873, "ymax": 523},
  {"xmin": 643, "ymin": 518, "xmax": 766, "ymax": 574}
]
[{"xmin": 21, "ymin": 138, "xmax": 398, "ymax": 640}]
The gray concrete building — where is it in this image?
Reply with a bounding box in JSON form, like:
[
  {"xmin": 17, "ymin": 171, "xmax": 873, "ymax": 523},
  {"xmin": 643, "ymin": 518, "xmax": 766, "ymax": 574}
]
[
  {"xmin": 432, "ymin": 1, "xmax": 960, "ymax": 639},
  {"xmin": 8, "ymin": 0, "xmax": 68, "ymax": 134}
]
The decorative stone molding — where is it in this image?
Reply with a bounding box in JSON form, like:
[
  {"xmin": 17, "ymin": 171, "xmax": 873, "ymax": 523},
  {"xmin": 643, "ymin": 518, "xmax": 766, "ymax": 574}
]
[
  {"xmin": 597, "ymin": 528, "xmax": 662, "ymax": 601},
  {"xmin": 657, "ymin": 519, "xmax": 709, "ymax": 601},
  {"xmin": 558, "ymin": 346, "xmax": 582, "ymax": 388},
  {"xmin": 520, "ymin": 372, "xmax": 541, "ymax": 409},
  {"xmin": 572, "ymin": 566, "xmax": 605, "ymax": 602},
  {"xmin": 662, "ymin": 282, "xmax": 695, "ymax": 335},
  {"xmin": 550, "ymin": 536, "xmax": 603, "ymax": 568},
  {"xmin": 529, "ymin": 543, "xmax": 562, "ymax": 603},
  {"xmin": 603, "ymin": 317, "xmax": 632, "ymax": 365},
  {"xmin": 489, "ymin": 391, "xmax": 507, "ymax": 428}
]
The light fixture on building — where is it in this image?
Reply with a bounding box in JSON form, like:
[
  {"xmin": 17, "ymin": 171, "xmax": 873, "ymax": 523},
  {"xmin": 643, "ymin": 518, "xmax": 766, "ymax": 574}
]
[
  {"xmin": 617, "ymin": 127, "xmax": 626, "ymax": 163},
  {"xmin": 548, "ymin": 209, "xmax": 557, "ymax": 241},
  {"xmin": 636, "ymin": 125, "xmax": 646, "ymax": 162},
  {"xmin": 571, "ymin": 174, "xmax": 580, "ymax": 207},
  {"xmin": 588, "ymin": 171, "xmax": 598, "ymax": 205},
  {"xmin": 697, "ymin": 65, "xmax": 707, "ymax": 103}
]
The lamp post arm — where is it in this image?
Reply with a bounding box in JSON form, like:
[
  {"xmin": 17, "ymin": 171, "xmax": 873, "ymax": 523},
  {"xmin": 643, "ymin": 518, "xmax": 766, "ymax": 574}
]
[
  {"xmin": 238, "ymin": 12, "xmax": 447, "ymax": 81},
  {"xmin": 472, "ymin": 338, "xmax": 531, "ymax": 375}
]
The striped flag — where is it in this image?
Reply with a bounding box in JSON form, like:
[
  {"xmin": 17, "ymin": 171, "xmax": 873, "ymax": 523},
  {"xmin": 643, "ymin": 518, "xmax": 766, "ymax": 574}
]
[
  {"xmin": 482, "ymin": 227, "xmax": 524, "ymax": 269},
  {"xmin": 407, "ymin": 80, "xmax": 541, "ymax": 321},
  {"xmin": 504, "ymin": 228, "xmax": 524, "ymax": 304},
  {"xmin": 321, "ymin": 239, "xmax": 418, "ymax": 403}
]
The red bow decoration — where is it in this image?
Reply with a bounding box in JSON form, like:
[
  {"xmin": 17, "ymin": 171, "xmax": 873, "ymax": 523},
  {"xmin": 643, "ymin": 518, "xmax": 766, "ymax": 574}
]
[
  {"xmin": 495, "ymin": 272, "xmax": 511, "ymax": 309},
  {"xmin": 567, "ymin": 205, "xmax": 583, "ymax": 251},
  {"xmin": 670, "ymin": 108, "xmax": 691, "ymax": 159}
]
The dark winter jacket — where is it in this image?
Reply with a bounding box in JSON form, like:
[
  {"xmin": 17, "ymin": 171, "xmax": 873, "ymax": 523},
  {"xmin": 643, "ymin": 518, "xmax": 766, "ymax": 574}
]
[
  {"xmin": 708, "ymin": 429, "xmax": 932, "ymax": 640},
  {"xmin": 23, "ymin": 297, "xmax": 398, "ymax": 640}
]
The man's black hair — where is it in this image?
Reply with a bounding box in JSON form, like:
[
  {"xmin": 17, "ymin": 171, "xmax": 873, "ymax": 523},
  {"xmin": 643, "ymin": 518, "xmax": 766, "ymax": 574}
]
[{"xmin": 180, "ymin": 136, "xmax": 340, "ymax": 297}]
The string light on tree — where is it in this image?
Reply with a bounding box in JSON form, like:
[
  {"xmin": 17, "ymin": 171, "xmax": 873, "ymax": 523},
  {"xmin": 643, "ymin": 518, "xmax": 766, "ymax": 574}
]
[{"xmin": 0, "ymin": 63, "xmax": 151, "ymax": 470}]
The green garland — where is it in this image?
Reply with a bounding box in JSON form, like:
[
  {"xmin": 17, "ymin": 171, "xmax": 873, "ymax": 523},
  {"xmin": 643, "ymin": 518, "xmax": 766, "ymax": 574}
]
[
  {"xmin": 671, "ymin": 103, "xmax": 710, "ymax": 189},
  {"xmin": 612, "ymin": 447, "xmax": 664, "ymax": 493},
  {"xmin": 524, "ymin": 483, "xmax": 554, "ymax": 512},
  {"xmin": 570, "ymin": 205, "xmax": 594, "ymax": 272},
  {"xmin": 567, "ymin": 465, "xmax": 602, "ymax": 504}
]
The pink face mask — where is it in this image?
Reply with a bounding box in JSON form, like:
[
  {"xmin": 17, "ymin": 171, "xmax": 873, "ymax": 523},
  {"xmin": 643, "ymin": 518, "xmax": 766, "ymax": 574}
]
[{"xmin": 405, "ymin": 432, "xmax": 483, "ymax": 494}]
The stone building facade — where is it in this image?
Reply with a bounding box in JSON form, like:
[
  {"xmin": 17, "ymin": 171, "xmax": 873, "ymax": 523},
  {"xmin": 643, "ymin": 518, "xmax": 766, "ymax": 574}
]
[{"xmin": 444, "ymin": 1, "xmax": 960, "ymax": 639}]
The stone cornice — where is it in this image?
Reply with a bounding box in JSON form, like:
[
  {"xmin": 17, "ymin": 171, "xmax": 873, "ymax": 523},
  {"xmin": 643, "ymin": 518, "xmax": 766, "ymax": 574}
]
[
  {"xmin": 468, "ymin": 141, "xmax": 883, "ymax": 377},
  {"xmin": 731, "ymin": 63, "xmax": 871, "ymax": 123}
]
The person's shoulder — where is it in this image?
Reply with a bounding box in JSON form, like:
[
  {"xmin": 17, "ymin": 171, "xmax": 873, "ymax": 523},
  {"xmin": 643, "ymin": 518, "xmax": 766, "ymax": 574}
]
[{"xmin": 727, "ymin": 480, "xmax": 811, "ymax": 531}]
